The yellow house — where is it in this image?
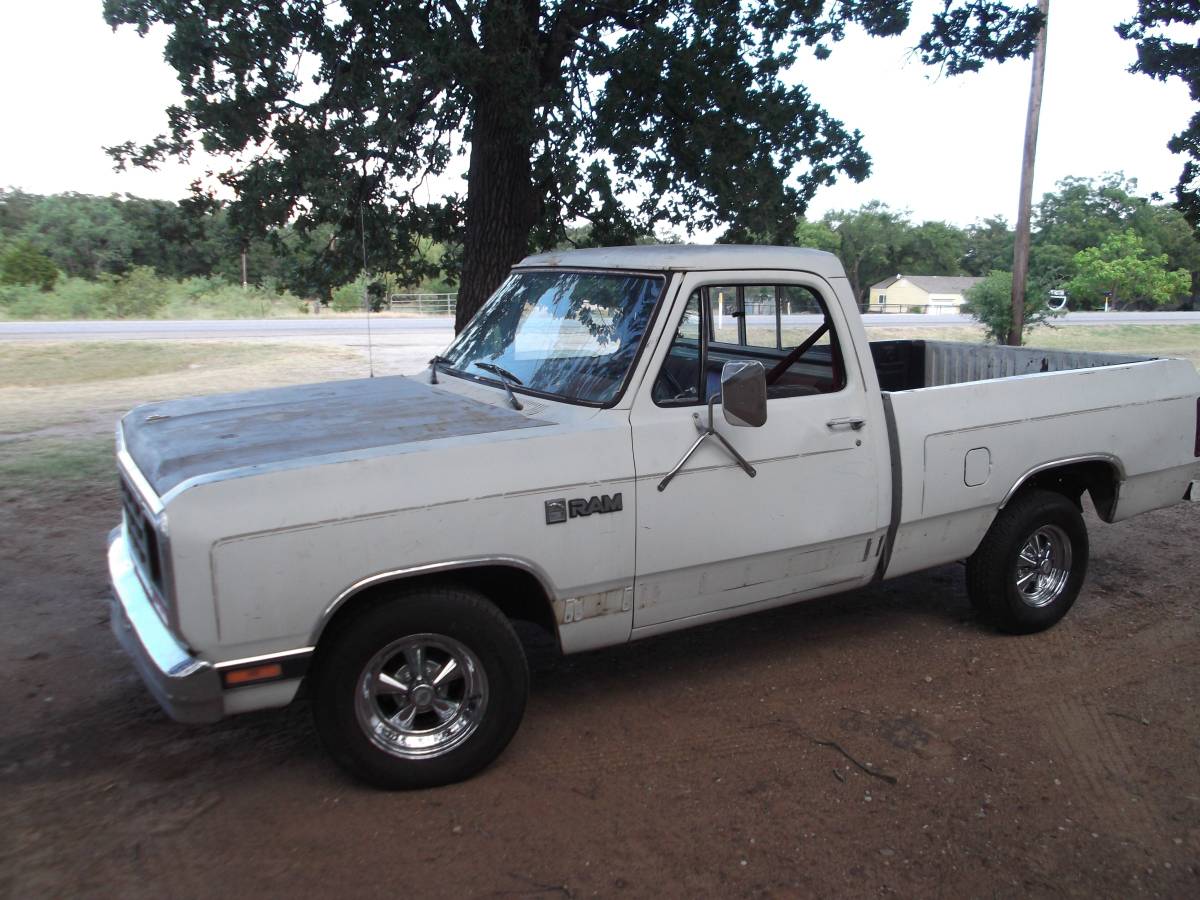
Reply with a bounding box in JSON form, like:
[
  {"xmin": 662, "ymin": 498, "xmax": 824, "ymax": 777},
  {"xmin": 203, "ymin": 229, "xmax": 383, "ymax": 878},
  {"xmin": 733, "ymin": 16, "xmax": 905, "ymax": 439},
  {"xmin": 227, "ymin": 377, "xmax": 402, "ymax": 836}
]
[{"xmin": 868, "ymin": 275, "xmax": 983, "ymax": 314}]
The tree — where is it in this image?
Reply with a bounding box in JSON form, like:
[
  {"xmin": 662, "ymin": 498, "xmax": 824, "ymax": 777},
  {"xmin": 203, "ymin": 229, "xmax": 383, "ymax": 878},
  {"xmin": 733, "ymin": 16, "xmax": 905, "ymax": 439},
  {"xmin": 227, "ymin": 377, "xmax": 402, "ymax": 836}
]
[
  {"xmin": 963, "ymin": 269, "xmax": 1058, "ymax": 342},
  {"xmin": 1119, "ymin": 3, "xmax": 1200, "ymax": 227},
  {"xmin": 0, "ymin": 242, "xmax": 59, "ymax": 290},
  {"xmin": 1065, "ymin": 230, "xmax": 1191, "ymax": 310},
  {"xmin": 0, "ymin": 189, "xmax": 37, "ymax": 238},
  {"xmin": 1034, "ymin": 174, "xmax": 1143, "ymax": 254},
  {"xmin": 24, "ymin": 193, "xmax": 139, "ymax": 277},
  {"xmin": 820, "ymin": 202, "xmax": 912, "ymax": 306},
  {"xmin": 815, "ymin": 203, "xmax": 970, "ymax": 305},
  {"xmin": 962, "ymin": 216, "xmax": 1015, "ymax": 276},
  {"xmin": 902, "ymin": 220, "xmax": 967, "ymax": 276},
  {"xmin": 103, "ymin": 0, "xmax": 1042, "ymax": 330},
  {"xmin": 793, "ymin": 219, "xmax": 840, "ymax": 254},
  {"xmin": 1030, "ymin": 174, "xmax": 1200, "ymax": 301}
]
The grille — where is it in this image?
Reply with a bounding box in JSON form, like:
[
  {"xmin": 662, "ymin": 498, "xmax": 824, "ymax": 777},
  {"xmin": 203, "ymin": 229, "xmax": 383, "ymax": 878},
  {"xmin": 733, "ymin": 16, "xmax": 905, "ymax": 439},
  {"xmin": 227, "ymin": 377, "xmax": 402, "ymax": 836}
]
[{"xmin": 119, "ymin": 475, "xmax": 166, "ymax": 608}]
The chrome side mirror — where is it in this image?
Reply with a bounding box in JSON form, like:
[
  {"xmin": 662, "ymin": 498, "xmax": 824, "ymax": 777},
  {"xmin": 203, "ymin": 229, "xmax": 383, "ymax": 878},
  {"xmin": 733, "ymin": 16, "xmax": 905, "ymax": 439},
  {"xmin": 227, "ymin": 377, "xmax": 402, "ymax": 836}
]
[
  {"xmin": 656, "ymin": 359, "xmax": 767, "ymax": 492},
  {"xmin": 720, "ymin": 360, "xmax": 768, "ymax": 427}
]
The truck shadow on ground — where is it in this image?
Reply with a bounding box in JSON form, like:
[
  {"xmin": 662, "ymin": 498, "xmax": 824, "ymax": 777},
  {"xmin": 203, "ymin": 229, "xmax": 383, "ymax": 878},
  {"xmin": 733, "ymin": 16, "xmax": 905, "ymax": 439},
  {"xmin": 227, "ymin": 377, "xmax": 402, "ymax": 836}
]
[
  {"xmin": 1, "ymin": 562, "xmax": 983, "ymax": 791},
  {"xmin": 531, "ymin": 562, "xmax": 983, "ymax": 694}
]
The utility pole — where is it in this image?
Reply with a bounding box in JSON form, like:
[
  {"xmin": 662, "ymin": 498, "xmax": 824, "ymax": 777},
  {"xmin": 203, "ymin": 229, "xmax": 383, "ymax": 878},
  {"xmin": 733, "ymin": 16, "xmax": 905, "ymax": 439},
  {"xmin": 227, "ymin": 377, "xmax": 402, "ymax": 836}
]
[
  {"xmin": 1008, "ymin": 0, "xmax": 1050, "ymax": 346},
  {"xmin": 240, "ymin": 249, "xmax": 248, "ymax": 290}
]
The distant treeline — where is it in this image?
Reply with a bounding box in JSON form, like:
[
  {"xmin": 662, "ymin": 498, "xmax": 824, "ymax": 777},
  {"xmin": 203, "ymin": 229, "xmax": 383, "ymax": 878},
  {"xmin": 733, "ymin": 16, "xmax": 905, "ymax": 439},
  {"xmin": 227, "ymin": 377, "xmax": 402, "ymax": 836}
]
[
  {"xmin": 0, "ymin": 188, "xmax": 455, "ymax": 301},
  {"xmin": 791, "ymin": 174, "xmax": 1200, "ymax": 309},
  {"xmin": 1, "ymin": 173, "xmax": 1197, "ymax": 318}
]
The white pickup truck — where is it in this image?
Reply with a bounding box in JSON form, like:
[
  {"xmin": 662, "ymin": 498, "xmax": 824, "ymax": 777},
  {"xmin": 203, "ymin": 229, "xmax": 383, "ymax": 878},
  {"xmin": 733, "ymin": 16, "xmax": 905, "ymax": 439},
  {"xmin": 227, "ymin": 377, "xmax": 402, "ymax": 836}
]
[{"xmin": 109, "ymin": 245, "xmax": 1200, "ymax": 788}]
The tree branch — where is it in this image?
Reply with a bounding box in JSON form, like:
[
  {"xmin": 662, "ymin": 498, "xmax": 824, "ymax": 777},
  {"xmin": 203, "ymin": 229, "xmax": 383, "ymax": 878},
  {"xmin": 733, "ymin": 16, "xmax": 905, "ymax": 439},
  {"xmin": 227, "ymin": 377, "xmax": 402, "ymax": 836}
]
[{"xmin": 439, "ymin": 0, "xmax": 478, "ymax": 48}]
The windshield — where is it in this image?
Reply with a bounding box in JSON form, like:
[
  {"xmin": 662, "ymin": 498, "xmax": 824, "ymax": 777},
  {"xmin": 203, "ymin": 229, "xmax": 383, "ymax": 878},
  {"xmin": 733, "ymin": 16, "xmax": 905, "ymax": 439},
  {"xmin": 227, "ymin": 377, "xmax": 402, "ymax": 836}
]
[{"xmin": 440, "ymin": 270, "xmax": 664, "ymax": 405}]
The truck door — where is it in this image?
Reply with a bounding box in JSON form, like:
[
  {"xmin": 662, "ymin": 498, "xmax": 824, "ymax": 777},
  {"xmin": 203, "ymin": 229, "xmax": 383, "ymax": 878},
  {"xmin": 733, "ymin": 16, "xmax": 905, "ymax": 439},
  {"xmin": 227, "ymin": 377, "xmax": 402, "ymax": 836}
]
[{"xmin": 628, "ymin": 270, "xmax": 888, "ymax": 632}]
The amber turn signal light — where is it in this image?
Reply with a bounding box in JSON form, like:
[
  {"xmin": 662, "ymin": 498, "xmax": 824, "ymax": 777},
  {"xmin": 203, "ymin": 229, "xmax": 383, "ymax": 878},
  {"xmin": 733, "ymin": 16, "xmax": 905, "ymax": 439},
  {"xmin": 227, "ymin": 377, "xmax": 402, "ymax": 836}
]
[{"xmin": 223, "ymin": 663, "xmax": 283, "ymax": 687}]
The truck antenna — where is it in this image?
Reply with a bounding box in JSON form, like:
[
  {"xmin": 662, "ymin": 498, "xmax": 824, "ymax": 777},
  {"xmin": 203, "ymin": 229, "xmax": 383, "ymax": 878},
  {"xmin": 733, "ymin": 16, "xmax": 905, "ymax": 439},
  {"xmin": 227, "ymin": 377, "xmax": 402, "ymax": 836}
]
[{"xmin": 360, "ymin": 201, "xmax": 376, "ymax": 378}]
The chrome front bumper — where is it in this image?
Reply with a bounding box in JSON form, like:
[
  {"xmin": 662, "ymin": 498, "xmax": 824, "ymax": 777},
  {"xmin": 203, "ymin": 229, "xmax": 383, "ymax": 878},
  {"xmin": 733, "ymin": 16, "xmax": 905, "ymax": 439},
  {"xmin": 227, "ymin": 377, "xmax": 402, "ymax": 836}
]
[{"xmin": 108, "ymin": 527, "xmax": 224, "ymax": 724}]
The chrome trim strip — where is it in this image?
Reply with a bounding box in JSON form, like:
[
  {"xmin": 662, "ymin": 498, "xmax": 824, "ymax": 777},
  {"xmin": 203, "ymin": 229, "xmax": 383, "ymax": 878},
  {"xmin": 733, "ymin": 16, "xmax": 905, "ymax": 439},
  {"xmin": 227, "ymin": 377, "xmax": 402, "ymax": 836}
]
[
  {"xmin": 110, "ymin": 529, "xmax": 203, "ymax": 677},
  {"xmin": 998, "ymin": 453, "xmax": 1126, "ymax": 510},
  {"xmin": 312, "ymin": 556, "xmax": 559, "ymax": 645},
  {"xmin": 115, "ymin": 424, "xmax": 165, "ymax": 516},
  {"xmin": 108, "ymin": 528, "xmax": 223, "ymax": 723},
  {"xmin": 116, "ymin": 426, "xmax": 180, "ymax": 631},
  {"xmin": 213, "ymin": 647, "xmax": 315, "ymax": 670}
]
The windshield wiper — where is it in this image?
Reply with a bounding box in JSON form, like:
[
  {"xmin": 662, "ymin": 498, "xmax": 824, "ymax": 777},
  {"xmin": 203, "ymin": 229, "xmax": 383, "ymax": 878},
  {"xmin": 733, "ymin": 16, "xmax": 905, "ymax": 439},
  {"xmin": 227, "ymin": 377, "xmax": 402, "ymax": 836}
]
[
  {"xmin": 429, "ymin": 354, "xmax": 453, "ymax": 385},
  {"xmin": 471, "ymin": 361, "xmax": 524, "ymax": 410}
]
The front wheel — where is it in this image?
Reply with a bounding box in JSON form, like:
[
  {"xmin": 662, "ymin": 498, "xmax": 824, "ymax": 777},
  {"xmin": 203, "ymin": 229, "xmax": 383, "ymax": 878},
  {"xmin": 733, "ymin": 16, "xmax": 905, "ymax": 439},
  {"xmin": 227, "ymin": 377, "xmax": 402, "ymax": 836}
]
[
  {"xmin": 311, "ymin": 585, "xmax": 529, "ymax": 789},
  {"xmin": 966, "ymin": 489, "xmax": 1089, "ymax": 634}
]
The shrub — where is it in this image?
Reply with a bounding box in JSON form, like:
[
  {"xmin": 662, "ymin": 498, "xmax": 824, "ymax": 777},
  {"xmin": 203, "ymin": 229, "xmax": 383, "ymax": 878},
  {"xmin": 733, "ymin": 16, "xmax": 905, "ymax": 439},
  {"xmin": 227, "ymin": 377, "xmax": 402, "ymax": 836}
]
[
  {"xmin": 99, "ymin": 266, "xmax": 169, "ymax": 318},
  {"xmin": 1, "ymin": 242, "xmax": 59, "ymax": 290},
  {"xmin": 0, "ymin": 268, "xmax": 309, "ymax": 320},
  {"xmin": 0, "ymin": 277, "xmax": 107, "ymax": 318},
  {"xmin": 330, "ymin": 278, "xmax": 367, "ymax": 312},
  {"xmin": 963, "ymin": 270, "xmax": 1061, "ymax": 343}
]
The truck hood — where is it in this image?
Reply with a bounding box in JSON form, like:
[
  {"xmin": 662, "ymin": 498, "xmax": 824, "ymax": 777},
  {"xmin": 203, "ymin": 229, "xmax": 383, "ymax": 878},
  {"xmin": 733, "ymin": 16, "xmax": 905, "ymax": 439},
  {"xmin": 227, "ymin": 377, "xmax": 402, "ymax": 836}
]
[{"xmin": 121, "ymin": 375, "xmax": 549, "ymax": 497}]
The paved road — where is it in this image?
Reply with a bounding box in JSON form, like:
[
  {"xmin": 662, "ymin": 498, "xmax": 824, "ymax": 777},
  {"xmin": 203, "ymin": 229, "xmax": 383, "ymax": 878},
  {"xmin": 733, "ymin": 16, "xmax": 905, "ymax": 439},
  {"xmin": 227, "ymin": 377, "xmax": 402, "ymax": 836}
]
[
  {"xmin": 1, "ymin": 310, "xmax": 1199, "ymax": 342},
  {"xmin": 0, "ymin": 316, "xmax": 453, "ymax": 340}
]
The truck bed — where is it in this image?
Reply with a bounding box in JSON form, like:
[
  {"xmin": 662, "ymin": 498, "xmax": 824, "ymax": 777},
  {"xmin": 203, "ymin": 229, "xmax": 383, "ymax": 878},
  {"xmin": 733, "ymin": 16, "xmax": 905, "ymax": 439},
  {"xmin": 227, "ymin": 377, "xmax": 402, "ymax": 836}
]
[
  {"xmin": 870, "ymin": 339, "xmax": 1152, "ymax": 391},
  {"xmin": 871, "ymin": 343, "xmax": 1199, "ymax": 581}
]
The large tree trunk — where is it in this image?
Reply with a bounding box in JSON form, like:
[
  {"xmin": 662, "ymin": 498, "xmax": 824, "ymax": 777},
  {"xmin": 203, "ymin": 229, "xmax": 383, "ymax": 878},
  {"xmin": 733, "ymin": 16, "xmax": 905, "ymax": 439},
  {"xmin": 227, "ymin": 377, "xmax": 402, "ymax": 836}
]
[
  {"xmin": 454, "ymin": 1, "xmax": 542, "ymax": 333},
  {"xmin": 455, "ymin": 95, "xmax": 539, "ymax": 332}
]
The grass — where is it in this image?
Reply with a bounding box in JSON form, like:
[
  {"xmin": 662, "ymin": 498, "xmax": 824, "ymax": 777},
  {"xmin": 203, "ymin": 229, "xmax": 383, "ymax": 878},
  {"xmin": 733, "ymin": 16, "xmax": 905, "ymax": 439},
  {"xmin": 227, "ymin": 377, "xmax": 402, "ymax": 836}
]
[
  {"xmin": 1019, "ymin": 324, "xmax": 1200, "ymax": 366},
  {"xmin": 0, "ymin": 342, "xmax": 299, "ymax": 388},
  {"xmin": 0, "ymin": 436, "xmax": 113, "ymax": 488}
]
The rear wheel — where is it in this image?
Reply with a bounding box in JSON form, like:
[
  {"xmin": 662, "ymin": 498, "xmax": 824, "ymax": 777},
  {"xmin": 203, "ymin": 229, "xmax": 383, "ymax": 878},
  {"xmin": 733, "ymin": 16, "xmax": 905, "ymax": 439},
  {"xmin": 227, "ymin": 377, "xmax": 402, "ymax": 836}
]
[
  {"xmin": 311, "ymin": 585, "xmax": 529, "ymax": 789},
  {"xmin": 966, "ymin": 489, "xmax": 1089, "ymax": 634}
]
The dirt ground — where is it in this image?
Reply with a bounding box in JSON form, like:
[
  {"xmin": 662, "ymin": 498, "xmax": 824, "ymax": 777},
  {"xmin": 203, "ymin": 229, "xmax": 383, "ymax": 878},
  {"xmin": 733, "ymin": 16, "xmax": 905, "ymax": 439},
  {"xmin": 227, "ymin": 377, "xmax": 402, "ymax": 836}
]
[{"xmin": 1, "ymin": 342, "xmax": 1199, "ymax": 898}]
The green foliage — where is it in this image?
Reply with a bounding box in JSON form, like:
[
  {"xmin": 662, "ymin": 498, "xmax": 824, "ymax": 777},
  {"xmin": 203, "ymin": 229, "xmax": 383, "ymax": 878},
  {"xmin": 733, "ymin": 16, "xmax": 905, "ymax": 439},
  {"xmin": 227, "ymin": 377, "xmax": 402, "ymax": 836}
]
[
  {"xmin": 1031, "ymin": 174, "xmax": 1200, "ymax": 295},
  {"xmin": 962, "ymin": 217, "xmax": 1015, "ymax": 276},
  {"xmin": 97, "ymin": 266, "xmax": 168, "ymax": 318},
  {"xmin": 0, "ymin": 270, "xmax": 305, "ymax": 320},
  {"xmin": 1, "ymin": 242, "xmax": 59, "ymax": 290},
  {"xmin": 160, "ymin": 278, "xmax": 306, "ymax": 319},
  {"xmin": 812, "ymin": 202, "xmax": 974, "ymax": 304},
  {"xmin": 1065, "ymin": 230, "xmax": 1191, "ymax": 310},
  {"xmin": 963, "ymin": 270, "xmax": 1060, "ymax": 343},
  {"xmin": 793, "ymin": 220, "xmax": 841, "ymax": 254},
  {"xmin": 0, "ymin": 277, "xmax": 109, "ymax": 319},
  {"xmin": 330, "ymin": 279, "xmax": 367, "ymax": 313},
  {"xmin": 1118, "ymin": 4, "xmax": 1200, "ymax": 227},
  {"xmin": 0, "ymin": 189, "xmax": 443, "ymax": 301},
  {"xmin": 820, "ymin": 202, "xmax": 913, "ymax": 304},
  {"xmin": 101, "ymin": 0, "xmax": 1042, "ymax": 323},
  {"xmin": 905, "ymin": 221, "xmax": 968, "ymax": 276}
]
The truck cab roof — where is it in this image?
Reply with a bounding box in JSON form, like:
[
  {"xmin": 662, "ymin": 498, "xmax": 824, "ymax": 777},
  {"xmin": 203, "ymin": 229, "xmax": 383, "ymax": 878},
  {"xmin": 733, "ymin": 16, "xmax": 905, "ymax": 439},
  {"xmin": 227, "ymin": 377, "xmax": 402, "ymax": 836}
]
[{"xmin": 517, "ymin": 244, "xmax": 846, "ymax": 278}]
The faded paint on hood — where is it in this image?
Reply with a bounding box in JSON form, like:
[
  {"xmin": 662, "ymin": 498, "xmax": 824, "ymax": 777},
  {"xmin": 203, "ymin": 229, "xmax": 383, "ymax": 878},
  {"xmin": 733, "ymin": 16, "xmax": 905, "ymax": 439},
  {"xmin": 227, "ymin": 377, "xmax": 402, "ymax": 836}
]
[{"xmin": 121, "ymin": 375, "xmax": 548, "ymax": 496}]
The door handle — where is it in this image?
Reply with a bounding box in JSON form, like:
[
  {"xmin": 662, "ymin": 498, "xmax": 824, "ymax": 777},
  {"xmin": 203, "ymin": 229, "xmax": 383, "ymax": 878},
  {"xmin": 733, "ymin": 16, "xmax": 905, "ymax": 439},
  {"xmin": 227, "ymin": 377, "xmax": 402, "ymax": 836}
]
[{"xmin": 826, "ymin": 416, "xmax": 865, "ymax": 431}]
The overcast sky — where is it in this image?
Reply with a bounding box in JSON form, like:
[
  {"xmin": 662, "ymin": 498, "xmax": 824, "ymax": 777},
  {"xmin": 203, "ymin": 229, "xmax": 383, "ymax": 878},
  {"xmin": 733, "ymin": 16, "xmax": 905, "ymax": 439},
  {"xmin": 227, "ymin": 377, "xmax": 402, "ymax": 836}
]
[{"xmin": 0, "ymin": 0, "xmax": 1193, "ymax": 230}]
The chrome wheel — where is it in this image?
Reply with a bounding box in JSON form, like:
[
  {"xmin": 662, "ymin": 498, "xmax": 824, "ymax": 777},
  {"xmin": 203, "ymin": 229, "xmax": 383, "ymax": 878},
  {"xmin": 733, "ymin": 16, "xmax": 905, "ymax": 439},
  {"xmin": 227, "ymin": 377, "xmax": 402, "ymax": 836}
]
[
  {"xmin": 355, "ymin": 633, "xmax": 489, "ymax": 760},
  {"xmin": 1014, "ymin": 524, "xmax": 1073, "ymax": 608}
]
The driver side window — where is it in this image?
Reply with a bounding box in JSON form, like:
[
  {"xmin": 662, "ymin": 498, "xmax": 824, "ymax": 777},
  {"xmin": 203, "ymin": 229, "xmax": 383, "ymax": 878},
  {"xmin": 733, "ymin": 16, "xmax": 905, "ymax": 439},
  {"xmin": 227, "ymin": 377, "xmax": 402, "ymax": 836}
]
[{"xmin": 652, "ymin": 283, "xmax": 846, "ymax": 406}]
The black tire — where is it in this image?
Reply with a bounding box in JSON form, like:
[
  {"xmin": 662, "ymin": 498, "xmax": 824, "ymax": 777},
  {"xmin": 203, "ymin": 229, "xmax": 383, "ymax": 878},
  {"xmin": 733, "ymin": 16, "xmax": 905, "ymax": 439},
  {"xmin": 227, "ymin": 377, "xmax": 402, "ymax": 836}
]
[
  {"xmin": 966, "ymin": 488, "xmax": 1089, "ymax": 634},
  {"xmin": 310, "ymin": 584, "xmax": 529, "ymax": 789}
]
